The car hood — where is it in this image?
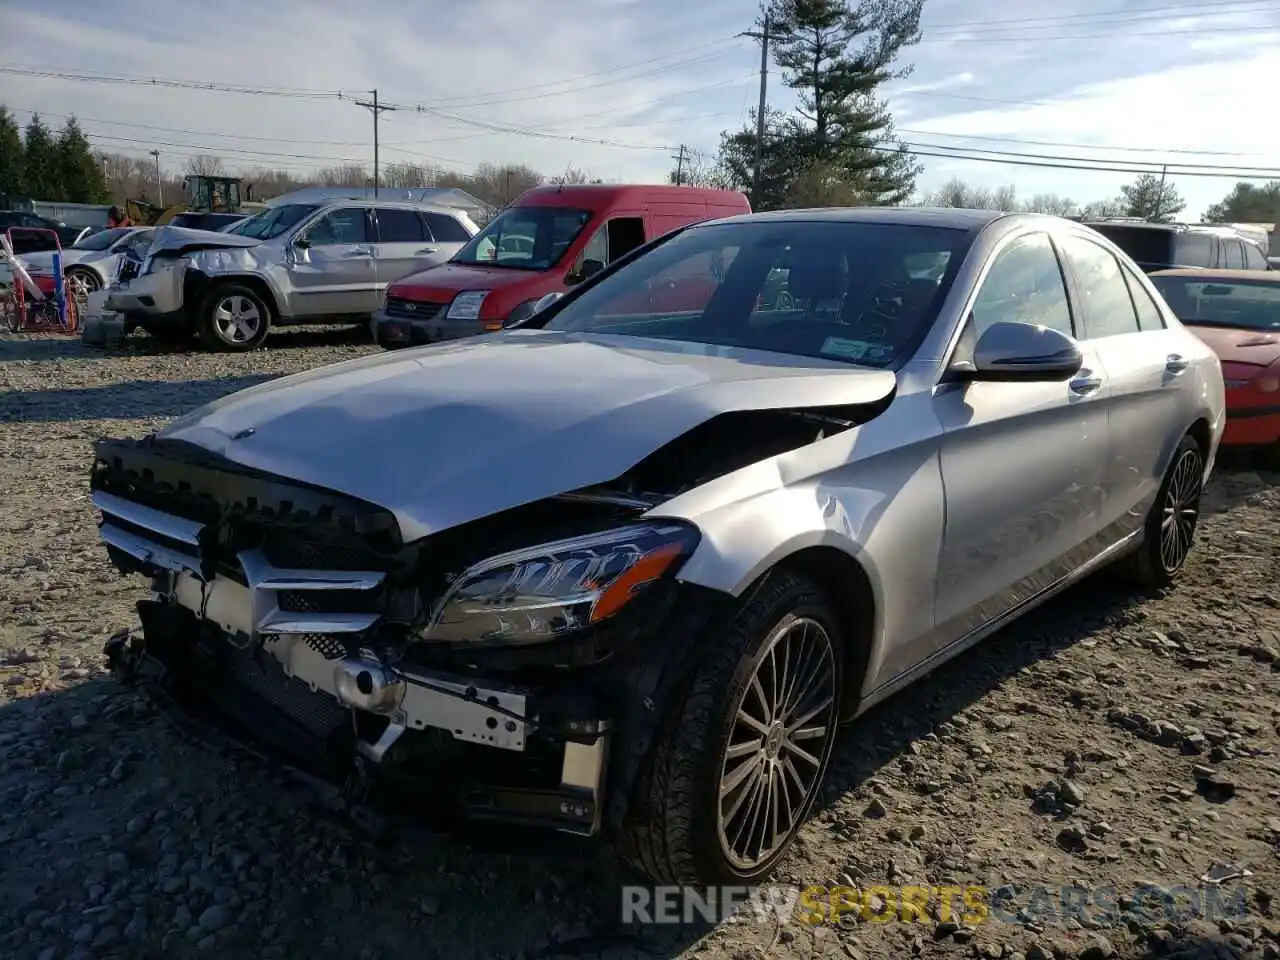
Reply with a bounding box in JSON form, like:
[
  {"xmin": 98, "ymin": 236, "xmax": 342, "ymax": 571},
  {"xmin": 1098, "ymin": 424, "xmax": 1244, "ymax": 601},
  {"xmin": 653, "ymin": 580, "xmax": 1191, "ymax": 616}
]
[
  {"xmin": 1188, "ymin": 324, "xmax": 1280, "ymax": 365},
  {"xmin": 146, "ymin": 224, "xmax": 261, "ymax": 258},
  {"xmin": 388, "ymin": 261, "xmax": 541, "ymax": 299},
  {"xmin": 159, "ymin": 330, "xmax": 897, "ymax": 542}
]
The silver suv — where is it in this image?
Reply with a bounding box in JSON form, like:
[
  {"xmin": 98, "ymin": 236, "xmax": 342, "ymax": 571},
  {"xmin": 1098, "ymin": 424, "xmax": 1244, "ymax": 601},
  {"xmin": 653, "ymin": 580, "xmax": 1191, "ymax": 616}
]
[{"xmin": 105, "ymin": 200, "xmax": 478, "ymax": 350}]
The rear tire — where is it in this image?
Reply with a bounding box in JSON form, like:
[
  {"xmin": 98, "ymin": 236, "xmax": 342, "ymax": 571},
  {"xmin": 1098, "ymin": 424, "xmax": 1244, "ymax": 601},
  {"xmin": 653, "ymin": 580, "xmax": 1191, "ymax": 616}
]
[
  {"xmin": 65, "ymin": 267, "xmax": 102, "ymax": 296},
  {"xmin": 196, "ymin": 283, "xmax": 271, "ymax": 352},
  {"xmin": 1120, "ymin": 433, "xmax": 1205, "ymax": 588},
  {"xmin": 620, "ymin": 570, "xmax": 845, "ymax": 886}
]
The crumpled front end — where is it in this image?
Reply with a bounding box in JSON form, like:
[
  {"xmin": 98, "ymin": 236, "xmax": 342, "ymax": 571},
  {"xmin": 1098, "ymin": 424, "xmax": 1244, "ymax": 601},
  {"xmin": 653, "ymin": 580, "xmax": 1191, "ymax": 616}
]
[{"xmin": 89, "ymin": 434, "xmax": 728, "ymax": 839}]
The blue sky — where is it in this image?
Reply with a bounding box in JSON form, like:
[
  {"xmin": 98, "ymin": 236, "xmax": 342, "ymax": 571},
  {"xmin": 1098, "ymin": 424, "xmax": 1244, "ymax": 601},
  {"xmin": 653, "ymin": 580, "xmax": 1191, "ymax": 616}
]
[{"xmin": 2, "ymin": 0, "xmax": 1277, "ymax": 218}]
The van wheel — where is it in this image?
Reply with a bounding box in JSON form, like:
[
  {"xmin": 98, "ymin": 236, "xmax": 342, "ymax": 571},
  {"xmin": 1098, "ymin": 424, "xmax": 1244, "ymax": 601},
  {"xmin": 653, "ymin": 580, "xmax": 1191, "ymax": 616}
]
[
  {"xmin": 620, "ymin": 570, "xmax": 844, "ymax": 886},
  {"xmin": 197, "ymin": 283, "xmax": 270, "ymax": 351},
  {"xmin": 1120, "ymin": 434, "xmax": 1205, "ymax": 588}
]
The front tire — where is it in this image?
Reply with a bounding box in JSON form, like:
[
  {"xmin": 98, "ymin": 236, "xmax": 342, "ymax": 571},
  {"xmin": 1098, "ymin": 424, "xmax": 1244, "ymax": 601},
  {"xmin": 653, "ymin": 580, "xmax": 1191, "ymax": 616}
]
[
  {"xmin": 196, "ymin": 283, "xmax": 271, "ymax": 351},
  {"xmin": 65, "ymin": 267, "xmax": 102, "ymax": 297},
  {"xmin": 621, "ymin": 570, "xmax": 844, "ymax": 886},
  {"xmin": 1122, "ymin": 433, "xmax": 1205, "ymax": 588}
]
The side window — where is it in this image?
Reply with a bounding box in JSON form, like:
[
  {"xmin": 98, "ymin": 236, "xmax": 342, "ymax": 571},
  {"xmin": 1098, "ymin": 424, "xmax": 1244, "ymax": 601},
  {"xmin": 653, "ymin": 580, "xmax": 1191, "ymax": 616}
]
[
  {"xmin": 1243, "ymin": 242, "xmax": 1267, "ymax": 270},
  {"xmin": 1120, "ymin": 267, "xmax": 1166, "ymax": 331},
  {"xmin": 304, "ymin": 208, "xmax": 370, "ymax": 246},
  {"xmin": 605, "ymin": 217, "xmax": 646, "ymax": 262},
  {"xmin": 580, "ymin": 226, "xmax": 608, "ymax": 269},
  {"xmin": 1176, "ymin": 233, "xmax": 1213, "ymax": 268},
  {"xmin": 423, "ymin": 212, "xmax": 471, "ymax": 243},
  {"xmin": 1223, "ymin": 240, "xmax": 1244, "ymax": 269},
  {"xmin": 970, "ymin": 233, "xmax": 1074, "ymax": 338},
  {"xmin": 1058, "ymin": 235, "xmax": 1141, "ymax": 338},
  {"xmin": 375, "ymin": 208, "xmax": 427, "ymax": 243}
]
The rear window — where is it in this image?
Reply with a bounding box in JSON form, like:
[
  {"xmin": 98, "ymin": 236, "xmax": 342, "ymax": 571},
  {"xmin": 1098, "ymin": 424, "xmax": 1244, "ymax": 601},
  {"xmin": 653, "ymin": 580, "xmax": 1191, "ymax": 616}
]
[{"xmin": 1150, "ymin": 275, "xmax": 1280, "ymax": 331}]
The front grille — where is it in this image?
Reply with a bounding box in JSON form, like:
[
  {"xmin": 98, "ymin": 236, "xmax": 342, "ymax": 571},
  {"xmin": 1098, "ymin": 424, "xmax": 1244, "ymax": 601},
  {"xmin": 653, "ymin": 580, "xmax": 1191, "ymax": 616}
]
[
  {"xmin": 277, "ymin": 589, "xmax": 382, "ymax": 615},
  {"xmin": 384, "ymin": 297, "xmax": 445, "ymax": 321},
  {"xmin": 261, "ymin": 530, "xmax": 389, "ymax": 572}
]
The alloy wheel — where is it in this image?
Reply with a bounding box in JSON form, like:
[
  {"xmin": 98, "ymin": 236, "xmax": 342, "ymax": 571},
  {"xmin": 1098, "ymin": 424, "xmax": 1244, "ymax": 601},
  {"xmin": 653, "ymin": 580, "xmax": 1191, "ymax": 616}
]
[
  {"xmin": 212, "ymin": 295, "xmax": 263, "ymax": 344},
  {"xmin": 1159, "ymin": 447, "xmax": 1203, "ymax": 573},
  {"xmin": 716, "ymin": 616, "xmax": 837, "ymax": 871}
]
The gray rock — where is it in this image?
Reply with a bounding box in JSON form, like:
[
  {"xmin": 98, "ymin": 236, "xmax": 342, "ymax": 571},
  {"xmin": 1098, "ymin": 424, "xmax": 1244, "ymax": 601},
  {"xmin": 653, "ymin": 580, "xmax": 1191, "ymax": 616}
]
[{"xmin": 198, "ymin": 903, "xmax": 231, "ymax": 932}]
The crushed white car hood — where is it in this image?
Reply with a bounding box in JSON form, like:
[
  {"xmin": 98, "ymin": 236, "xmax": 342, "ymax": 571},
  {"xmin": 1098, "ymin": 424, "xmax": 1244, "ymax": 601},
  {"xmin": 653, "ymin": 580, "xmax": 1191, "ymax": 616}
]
[{"xmin": 160, "ymin": 330, "xmax": 897, "ymax": 542}]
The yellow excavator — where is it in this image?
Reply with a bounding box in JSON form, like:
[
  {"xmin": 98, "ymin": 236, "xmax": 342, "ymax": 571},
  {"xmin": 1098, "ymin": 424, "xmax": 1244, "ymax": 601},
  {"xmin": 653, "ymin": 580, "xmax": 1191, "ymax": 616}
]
[{"xmin": 125, "ymin": 175, "xmax": 254, "ymax": 227}]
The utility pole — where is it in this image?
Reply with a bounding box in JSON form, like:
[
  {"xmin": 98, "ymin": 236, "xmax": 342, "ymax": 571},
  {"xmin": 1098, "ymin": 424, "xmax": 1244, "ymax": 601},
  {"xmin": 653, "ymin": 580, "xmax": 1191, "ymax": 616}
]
[
  {"xmin": 354, "ymin": 89, "xmax": 397, "ymax": 197},
  {"xmin": 738, "ymin": 13, "xmax": 771, "ymax": 207},
  {"xmin": 672, "ymin": 144, "xmax": 686, "ymax": 185},
  {"xmin": 150, "ymin": 149, "xmax": 162, "ymax": 205},
  {"xmin": 1152, "ymin": 164, "xmax": 1168, "ymax": 222}
]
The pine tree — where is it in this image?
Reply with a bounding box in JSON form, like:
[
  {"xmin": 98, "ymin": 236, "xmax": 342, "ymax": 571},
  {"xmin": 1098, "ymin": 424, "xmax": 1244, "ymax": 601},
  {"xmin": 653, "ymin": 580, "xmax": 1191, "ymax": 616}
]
[
  {"xmin": 56, "ymin": 117, "xmax": 108, "ymax": 203},
  {"xmin": 768, "ymin": 0, "xmax": 923, "ymax": 204},
  {"xmin": 22, "ymin": 114, "xmax": 61, "ymax": 200},
  {"xmin": 1120, "ymin": 174, "xmax": 1185, "ymax": 223},
  {"xmin": 0, "ymin": 105, "xmax": 24, "ymax": 200}
]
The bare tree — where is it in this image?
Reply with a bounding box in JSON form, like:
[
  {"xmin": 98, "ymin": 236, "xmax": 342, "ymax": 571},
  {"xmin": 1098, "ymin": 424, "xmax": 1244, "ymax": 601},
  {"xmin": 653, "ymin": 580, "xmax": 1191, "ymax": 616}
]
[
  {"xmin": 921, "ymin": 177, "xmax": 1018, "ymax": 211},
  {"xmin": 184, "ymin": 154, "xmax": 226, "ymax": 177},
  {"xmin": 668, "ymin": 149, "xmax": 732, "ymax": 189},
  {"xmin": 1023, "ymin": 194, "xmax": 1080, "ymax": 217},
  {"xmin": 315, "ymin": 163, "xmax": 368, "ymax": 187}
]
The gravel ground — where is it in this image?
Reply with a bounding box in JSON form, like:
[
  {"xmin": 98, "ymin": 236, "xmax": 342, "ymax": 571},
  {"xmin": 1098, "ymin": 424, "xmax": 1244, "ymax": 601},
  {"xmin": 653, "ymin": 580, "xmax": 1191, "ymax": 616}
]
[{"xmin": 1, "ymin": 328, "xmax": 1277, "ymax": 960}]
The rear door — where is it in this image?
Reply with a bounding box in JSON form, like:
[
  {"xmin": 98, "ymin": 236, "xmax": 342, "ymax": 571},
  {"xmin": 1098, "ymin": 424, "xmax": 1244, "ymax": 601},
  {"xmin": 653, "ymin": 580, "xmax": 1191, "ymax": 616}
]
[
  {"xmin": 372, "ymin": 208, "xmax": 440, "ymax": 290},
  {"xmin": 421, "ymin": 211, "xmax": 474, "ymax": 261},
  {"xmin": 933, "ymin": 230, "xmax": 1110, "ymax": 642},
  {"xmin": 1057, "ymin": 233, "xmax": 1191, "ymax": 536},
  {"xmin": 288, "ymin": 206, "xmax": 378, "ymax": 316}
]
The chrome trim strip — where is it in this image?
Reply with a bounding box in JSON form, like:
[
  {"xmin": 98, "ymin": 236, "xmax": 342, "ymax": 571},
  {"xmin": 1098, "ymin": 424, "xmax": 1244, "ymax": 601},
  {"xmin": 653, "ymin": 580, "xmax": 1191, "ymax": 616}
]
[
  {"xmin": 258, "ymin": 612, "xmax": 382, "ymax": 634},
  {"xmin": 239, "ymin": 548, "xmax": 385, "ymax": 591},
  {"xmin": 101, "ymin": 523, "xmax": 200, "ymax": 575},
  {"xmin": 92, "ymin": 490, "xmax": 205, "ymax": 545}
]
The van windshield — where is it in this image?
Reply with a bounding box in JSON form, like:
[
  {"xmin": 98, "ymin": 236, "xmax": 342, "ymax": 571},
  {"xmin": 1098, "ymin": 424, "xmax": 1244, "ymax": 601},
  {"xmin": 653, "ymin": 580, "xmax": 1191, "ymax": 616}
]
[{"xmin": 450, "ymin": 206, "xmax": 593, "ymax": 271}]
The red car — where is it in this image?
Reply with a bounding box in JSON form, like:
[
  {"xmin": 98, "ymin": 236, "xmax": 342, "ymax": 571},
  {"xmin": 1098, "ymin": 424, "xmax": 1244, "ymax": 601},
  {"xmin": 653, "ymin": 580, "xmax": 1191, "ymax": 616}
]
[{"xmin": 1150, "ymin": 268, "xmax": 1280, "ymax": 454}]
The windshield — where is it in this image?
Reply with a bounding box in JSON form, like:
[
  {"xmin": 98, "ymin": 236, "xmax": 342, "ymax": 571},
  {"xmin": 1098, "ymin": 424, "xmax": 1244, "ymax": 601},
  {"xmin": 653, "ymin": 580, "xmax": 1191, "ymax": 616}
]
[
  {"xmin": 224, "ymin": 204, "xmax": 319, "ymax": 240},
  {"xmin": 72, "ymin": 227, "xmax": 131, "ymax": 251},
  {"xmin": 1151, "ymin": 276, "xmax": 1280, "ymax": 331},
  {"xmin": 537, "ymin": 219, "xmax": 972, "ymax": 370},
  {"xmin": 450, "ymin": 206, "xmax": 593, "ymax": 271}
]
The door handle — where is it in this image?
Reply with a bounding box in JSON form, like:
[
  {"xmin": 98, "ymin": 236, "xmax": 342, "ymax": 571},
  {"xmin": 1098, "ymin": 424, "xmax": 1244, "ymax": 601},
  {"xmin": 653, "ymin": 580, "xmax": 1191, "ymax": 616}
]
[
  {"xmin": 343, "ymin": 247, "xmax": 372, "ymax": 258},
  {"xmin": 415, "ymin": 247, "xmax": 439, "ymax": 255},
  {"xmin": 1069, "ymin": 369, "xmax": 1103, "ymax": 396},
  {"xmin": 1165, "ymin": 353, "xmax": 1189, "ymax": 374}
]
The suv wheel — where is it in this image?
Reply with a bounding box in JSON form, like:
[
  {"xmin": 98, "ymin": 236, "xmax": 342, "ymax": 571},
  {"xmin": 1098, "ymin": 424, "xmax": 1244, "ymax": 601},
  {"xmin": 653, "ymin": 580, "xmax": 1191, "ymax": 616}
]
[
  {"xmin": 621, "ymin": 570, "xmax": 844, "ymax": 885},
  {"xmin": 197, "ymin": 283, "xmax": 271, "ymax": 351}
]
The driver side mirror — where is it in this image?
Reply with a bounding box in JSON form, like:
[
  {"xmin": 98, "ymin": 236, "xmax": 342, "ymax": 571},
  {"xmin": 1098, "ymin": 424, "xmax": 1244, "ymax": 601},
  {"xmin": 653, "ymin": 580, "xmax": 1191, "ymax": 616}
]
[
  {"xmin": 950, "ymin": 320, "xmax": 1083, "ymax": 383},
  {"xmin": 293, "ymin": 237, "xmax": 311, "ymax": 250}
]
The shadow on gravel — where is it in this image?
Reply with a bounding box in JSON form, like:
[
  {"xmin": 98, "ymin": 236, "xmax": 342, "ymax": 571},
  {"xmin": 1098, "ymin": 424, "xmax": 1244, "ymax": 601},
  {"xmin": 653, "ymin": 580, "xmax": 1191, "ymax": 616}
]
[
  {"xmin": 1200, "ymin": 451, "xmax": 1278, "ymax": 520},
  {"xmin": 0, "ymin": 375, "xmax": 277, "ymax": 422},
  {"xmin": 0, "ymin": 324, "xmax": 370, "ymax": 363}
]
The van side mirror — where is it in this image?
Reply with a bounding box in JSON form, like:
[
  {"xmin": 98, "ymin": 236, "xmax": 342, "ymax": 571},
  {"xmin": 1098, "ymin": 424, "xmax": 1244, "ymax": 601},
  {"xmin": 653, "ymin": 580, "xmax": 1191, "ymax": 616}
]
[{"xmin": 580, "ymin": 258, "xmax": 604, "ymax": 280}]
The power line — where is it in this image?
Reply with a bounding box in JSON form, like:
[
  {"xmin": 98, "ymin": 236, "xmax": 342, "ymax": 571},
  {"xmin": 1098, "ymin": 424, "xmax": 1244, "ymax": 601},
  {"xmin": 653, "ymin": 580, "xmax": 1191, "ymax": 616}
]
[
  {"xmin": 352, "ymin": 90, "xmax": 396, "ymax": 196},
  {"xmin": 925, "ymin": 0, "xmax": 1277, "ymax": 31},
  {"xmin": 896, "ymin": 128, "xmax": 1268, "ymax": 158},
  {"xmin": 888, "ymin": 142, "xmax": 1280, "ymax": 180}
]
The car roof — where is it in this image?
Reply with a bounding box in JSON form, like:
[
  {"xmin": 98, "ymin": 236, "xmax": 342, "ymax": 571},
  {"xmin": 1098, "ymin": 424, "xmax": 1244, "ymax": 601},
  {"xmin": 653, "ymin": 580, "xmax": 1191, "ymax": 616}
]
[
  {"xmin": 297, "ymin": 199, "xmax": 465, "ymax": 215},
  {"xmin": 694, "ymin": 206, "xmax": 1017, "ymax": 230},
  {"xmin": 514, "ymin": 183, "xmax": 748, "ymax": 211},
  {"xmin": 1150, "ymin": 268, "xmax": 1279, "ymax": 282}
]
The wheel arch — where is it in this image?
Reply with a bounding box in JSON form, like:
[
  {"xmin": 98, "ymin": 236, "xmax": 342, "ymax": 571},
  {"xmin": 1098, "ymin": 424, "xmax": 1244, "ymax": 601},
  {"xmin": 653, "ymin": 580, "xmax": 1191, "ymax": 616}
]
[
  {"xmin": 755, "ymin": 543, "xmax": 879, "ymax": 719},
  {"xmin": 186, "ymin": 271, "xmax": 282, "ymax": 321}
]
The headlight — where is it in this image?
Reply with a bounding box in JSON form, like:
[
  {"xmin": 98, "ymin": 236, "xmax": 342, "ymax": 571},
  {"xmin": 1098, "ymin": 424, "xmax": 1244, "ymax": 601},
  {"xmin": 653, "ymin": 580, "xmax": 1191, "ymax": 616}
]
[
  {"xmin": 421, "ymin": 522, "xmax": 700, "ymax": 646},
  {"xmin": 446, "ymin": 290, "xmax": 488, "ymax": 320}
]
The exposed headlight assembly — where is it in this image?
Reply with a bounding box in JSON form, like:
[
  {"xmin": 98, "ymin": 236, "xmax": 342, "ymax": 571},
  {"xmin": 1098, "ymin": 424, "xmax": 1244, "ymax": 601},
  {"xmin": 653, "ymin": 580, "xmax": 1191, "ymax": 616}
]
[{"xmin": 422, "ymin": 522, "xmax": 700, "ymax": 646}]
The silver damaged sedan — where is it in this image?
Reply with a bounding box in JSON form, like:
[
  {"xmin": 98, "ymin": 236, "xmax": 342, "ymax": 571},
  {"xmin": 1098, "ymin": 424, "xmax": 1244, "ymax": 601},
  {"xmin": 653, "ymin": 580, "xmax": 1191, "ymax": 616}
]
[{"xmin": 90, "ymin": 207, "xmax": 1225, "ymax": 886}]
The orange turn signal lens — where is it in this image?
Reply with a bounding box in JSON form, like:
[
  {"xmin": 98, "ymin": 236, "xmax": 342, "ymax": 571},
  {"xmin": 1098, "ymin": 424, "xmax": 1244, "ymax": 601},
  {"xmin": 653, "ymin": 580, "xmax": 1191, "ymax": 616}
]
[{"xmin": 590, "ymin": 543, "xmax": 687, "ymax": 623}]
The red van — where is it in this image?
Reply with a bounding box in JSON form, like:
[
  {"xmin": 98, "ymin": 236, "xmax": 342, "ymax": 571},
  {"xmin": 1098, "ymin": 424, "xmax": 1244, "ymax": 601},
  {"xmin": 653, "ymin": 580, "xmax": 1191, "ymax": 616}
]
[{"xmin": 370, "ymin": 183, "xmax": 750, "ymax": 347}]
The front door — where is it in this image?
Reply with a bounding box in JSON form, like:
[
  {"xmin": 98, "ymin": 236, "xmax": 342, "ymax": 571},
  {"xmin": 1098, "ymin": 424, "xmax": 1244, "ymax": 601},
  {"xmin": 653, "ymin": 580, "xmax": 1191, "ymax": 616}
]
[
  {"xmin": 933, "ymin": 231, "xmax": 1111, "ymax": 642},
  {"xmin": 288, "ymin": 206, "xmax": 377, "ymax": 317}
]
